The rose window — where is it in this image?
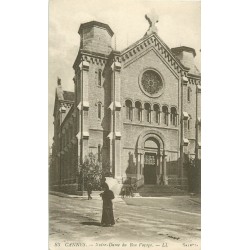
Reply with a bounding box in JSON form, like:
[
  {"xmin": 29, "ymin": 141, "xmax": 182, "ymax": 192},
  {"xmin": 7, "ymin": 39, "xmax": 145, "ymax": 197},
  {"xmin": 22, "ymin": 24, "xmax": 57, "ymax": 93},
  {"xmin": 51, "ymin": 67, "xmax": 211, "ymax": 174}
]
[{"xmin": 141, "ymin": 70, "xmax": 163, "ymax": 96}]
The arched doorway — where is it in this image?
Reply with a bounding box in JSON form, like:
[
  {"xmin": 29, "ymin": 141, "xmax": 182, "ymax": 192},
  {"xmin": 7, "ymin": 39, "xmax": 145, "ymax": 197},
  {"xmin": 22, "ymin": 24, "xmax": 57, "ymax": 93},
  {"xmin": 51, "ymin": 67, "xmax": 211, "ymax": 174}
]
[{"xmin": 144, "ymin": 138, "xmax": 159, "ymax": 184}]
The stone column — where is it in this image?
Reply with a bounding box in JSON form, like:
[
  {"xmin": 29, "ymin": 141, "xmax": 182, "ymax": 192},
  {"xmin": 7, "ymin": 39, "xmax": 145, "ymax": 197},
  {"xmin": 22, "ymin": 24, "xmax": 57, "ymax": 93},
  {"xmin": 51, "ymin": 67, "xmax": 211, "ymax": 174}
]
[
  {"xmin": 81, "ymin": 61, "xmax": 90, "ymax": 158},
  {"xmin": 76, "ymin": 106, "xmax": 82, "ymax": 167},
  {"xmin": 159, "ymin": 153, "xmax": 162, "ymax": 176},
  {"xmin": 195, "ymin": 85, "xmax": 201, "ymax": 163},
  {"xmin": 180, "ymin": 76, "xmax": 189, "ymax": 185},
  {"xmin": 141, "ymin": 152, "xmax": 145, "ymax": 183},
  {"xmin": 162, "ymin": 151, "xmax": 166, "ymax": 184},
  {"xmin": 111, "ymin": 61, "xmax": 122, "ymax": 179},
  {"xmin": 137, "ymin": 150, "xmax": 143, "ymax": 180},
  {"xmin": 158, "ymin": 110, "xmax": 161, "ymax": 125},
  {"xmin": 141, "ymin": 108, "xmax": 144, "ymax": 122},
  {"xmin": 136, "ymin": 152, "xmax": 140, "ymax": 179}
]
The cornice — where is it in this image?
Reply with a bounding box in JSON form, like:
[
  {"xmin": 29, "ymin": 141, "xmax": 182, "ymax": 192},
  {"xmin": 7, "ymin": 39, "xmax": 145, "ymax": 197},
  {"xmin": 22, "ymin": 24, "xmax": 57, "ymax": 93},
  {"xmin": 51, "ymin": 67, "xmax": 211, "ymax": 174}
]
[
  {"xmin": 59, "ymin": 100, "xmax": 74, "ymax": 105},
  {"xmin": 187, "ymin": 74, "xmax": 201, "ymax": 85},
  {"xmin": 73, "ymin": 49, "xmax": 109, "ymax": 71},
  {"xmin": 115, "ymin": 34, "xmax": 190, "ymax": 77},
  {"xmin": 78, "ymin": 21, "xmax": 114, "ymax": 37}
]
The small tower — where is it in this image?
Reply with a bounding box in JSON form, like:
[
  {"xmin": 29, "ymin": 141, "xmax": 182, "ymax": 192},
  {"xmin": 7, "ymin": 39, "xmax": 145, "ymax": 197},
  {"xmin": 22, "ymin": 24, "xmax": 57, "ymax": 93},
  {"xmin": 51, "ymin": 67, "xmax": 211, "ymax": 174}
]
[
  {"xmin": 171, "ymin": 46, "xmax": 199, "ymax": 74},
  {"xmin": 78, "ymin": 21, "xmax": 114, "ymax": 55}
]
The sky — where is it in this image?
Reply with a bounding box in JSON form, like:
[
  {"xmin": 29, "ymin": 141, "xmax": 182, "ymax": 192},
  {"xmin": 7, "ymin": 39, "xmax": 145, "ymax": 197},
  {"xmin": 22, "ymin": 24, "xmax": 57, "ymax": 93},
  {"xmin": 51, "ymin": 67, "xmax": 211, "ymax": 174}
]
[{"xmin": 48, "ymin": 0, "xmax": 201, "ymax": 146}]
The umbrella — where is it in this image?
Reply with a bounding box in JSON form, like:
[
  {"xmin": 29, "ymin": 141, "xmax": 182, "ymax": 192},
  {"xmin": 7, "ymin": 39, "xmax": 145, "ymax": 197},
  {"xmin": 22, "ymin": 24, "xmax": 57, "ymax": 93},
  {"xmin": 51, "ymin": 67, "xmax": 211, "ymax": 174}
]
[{"xmin": 105, "ymin": 177, "xmax": 122, "ymax": 196}]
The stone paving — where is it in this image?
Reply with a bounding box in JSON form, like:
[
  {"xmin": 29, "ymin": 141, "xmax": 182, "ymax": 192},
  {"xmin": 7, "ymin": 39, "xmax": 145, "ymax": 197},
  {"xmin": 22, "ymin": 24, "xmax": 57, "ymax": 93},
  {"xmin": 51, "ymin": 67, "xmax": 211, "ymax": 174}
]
[{"xmin": 49, "ymin": 194, "xmax": 200, "ymax": 250}]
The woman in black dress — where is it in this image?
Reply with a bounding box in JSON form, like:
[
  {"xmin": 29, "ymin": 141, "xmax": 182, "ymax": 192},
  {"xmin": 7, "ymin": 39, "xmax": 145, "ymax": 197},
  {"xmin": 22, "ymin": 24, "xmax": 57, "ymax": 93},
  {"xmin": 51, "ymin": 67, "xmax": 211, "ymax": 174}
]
[{"xmin": 100, "ymin": 183, "xmax": 115, "ymax": 227}]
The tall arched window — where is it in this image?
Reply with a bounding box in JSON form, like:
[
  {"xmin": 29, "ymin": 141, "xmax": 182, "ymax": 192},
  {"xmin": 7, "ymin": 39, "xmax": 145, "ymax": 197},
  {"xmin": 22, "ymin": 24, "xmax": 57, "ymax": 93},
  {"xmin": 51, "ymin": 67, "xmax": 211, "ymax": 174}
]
[
  {"xmin": 98, "ymin": 144, "xmax": 101, "ymax": 162},
  {"xmin": 144, "ymin": 103, "xmax": 151, "ymax": 123},
  {"xmin": 170, "ymin": 107, "xmax": 177, "ymax": 126},
  {"xmin": 135, "ymin": 101, "xmax": 142, "ymax": 121},
  {"xmin": 188, "ymin": 114, "xmax": 192, "ymax": 130},
  {"xmin": 98, "ymin": 69, "xmax": 102, "ymax": 87},
  {"xmin": 187, "ymin": 87, "xmax": 191, "ymax": 102},
  {"xmin": 98, "ymin": 102, "xmax": 102, "ymax": 119},
  {"xmin": 162, "ymin": 106, "xmax": 168, "ymax": 125},
  {"xmin": 153, "ymin": 104, "xmax": 160, "ymax": 124},
  {"xmin": 125, "ymin": 100, "xmax": 133, "ymax": 121}
]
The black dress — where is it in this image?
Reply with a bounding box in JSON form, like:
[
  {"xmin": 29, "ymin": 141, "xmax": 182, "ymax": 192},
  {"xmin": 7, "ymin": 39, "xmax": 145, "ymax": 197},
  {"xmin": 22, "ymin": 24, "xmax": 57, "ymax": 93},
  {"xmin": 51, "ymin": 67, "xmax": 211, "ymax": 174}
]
[{"xmin": 101, "ymin": 190, "xmax": 115, "ymax": 226}]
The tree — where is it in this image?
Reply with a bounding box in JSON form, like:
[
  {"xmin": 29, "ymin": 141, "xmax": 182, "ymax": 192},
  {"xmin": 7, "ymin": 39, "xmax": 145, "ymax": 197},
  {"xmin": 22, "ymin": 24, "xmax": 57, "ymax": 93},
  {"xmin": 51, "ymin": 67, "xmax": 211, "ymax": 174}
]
[
  {"xmin": 184, "ymin": 153, "xmax": 201, "ymax": 193},
  {"xmin": 79, "ymin": 152, "xmax": 112, "ymax": 191}
]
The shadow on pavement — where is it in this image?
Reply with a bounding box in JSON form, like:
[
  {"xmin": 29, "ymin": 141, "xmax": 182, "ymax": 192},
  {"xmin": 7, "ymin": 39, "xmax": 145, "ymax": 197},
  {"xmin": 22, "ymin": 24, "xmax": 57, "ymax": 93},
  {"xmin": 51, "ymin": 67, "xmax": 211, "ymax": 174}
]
[{"xmin": 80, "ymin": 221, "xmax": 101, "ymax": 226}]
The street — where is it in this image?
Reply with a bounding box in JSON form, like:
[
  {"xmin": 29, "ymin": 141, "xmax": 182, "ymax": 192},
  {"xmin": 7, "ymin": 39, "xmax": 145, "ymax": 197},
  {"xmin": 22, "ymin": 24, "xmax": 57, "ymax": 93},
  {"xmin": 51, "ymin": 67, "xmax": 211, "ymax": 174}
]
[{"xmin": 49, "ymin": 194, "xmax": 200, "ymax": 250}]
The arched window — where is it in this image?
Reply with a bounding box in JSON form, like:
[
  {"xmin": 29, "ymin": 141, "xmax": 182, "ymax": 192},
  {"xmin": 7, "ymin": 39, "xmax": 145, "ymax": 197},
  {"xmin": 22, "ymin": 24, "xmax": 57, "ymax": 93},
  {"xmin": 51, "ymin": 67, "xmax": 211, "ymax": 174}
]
[
  {"xmin": 98, "ymin": 144, "xmax": 101, "ymax": 162},
  {"xmin": 125, "ymin": 100, "xmax": 133, "ymax": 121},
  {"xmin": 135, "ymin": 101, "xmax": 142, "ymax": 121},
  {"xmin": 187, "ymin": 87, "xmax": 191, "ymax": 102},
  {"xmin": 153, "ymin": 104, "xmax": 160, "ymax": 124},
  {"xmin": 144, "ymin": 103, "xmax": 151, "ymax": 123},
  {"xmin": 98, "ymin": 69, "xmax": 102, "ymax": 87},
  {"xmin": 188, "ymin": 114, "xmax": 192, "ymax": 130},
  {"xmin": 170, "ymin": 107, "xmax": 177, "ymax": 126},
  {"xmin": 162, "ymin": 106, "xmax": 168, "ymax": 125},
  {"xmin": 98, "ymin": 103, "xmax": 102, "ymax": 119}
]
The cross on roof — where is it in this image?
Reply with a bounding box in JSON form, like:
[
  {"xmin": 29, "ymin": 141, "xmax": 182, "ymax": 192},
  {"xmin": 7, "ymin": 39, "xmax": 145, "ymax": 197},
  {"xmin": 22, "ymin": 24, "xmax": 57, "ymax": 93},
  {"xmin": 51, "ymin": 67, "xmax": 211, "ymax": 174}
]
[{"xmin": 145, "ymin": 9, "xmax": 159, "ymax": 35}]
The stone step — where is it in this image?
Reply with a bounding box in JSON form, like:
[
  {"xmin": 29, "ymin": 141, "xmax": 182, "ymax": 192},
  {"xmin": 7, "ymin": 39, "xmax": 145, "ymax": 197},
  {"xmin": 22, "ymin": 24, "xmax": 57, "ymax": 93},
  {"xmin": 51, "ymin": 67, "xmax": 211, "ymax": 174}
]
[{"xmin": 138, "ymin": 185, "xmax": 187, "ymax": 197}]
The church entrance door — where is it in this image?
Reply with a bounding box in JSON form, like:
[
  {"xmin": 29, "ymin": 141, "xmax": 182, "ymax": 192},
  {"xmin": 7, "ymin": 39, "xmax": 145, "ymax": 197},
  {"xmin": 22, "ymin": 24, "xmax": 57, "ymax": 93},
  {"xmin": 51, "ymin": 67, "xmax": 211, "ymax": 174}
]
[{"xmin": 144, "ymin": 153, "xmax": 157, "ymax": 184}]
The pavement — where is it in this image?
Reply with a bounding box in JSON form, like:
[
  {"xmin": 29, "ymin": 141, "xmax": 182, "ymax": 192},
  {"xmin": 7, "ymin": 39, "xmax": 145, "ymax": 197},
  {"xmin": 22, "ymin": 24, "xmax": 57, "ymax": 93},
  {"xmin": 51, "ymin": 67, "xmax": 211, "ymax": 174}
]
[{"xmin": 49, "ymin": 192, "xmax": 201, "ymax": 250}]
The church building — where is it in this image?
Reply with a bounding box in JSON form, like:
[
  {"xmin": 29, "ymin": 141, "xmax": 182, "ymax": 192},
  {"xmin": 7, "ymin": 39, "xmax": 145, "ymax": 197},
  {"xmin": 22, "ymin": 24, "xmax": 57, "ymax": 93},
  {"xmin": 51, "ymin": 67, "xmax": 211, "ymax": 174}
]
[{"xmin": 50, "ymin": 13, "xmax": 201, "ymax": 194}]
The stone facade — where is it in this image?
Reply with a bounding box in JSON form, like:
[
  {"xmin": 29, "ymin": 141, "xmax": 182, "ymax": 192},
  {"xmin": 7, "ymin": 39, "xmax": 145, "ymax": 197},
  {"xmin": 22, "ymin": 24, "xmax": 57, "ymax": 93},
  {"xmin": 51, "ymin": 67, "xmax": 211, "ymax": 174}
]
[{"xmin": 50, "ymin": 20, "xmax": 201, "ymax": 194}]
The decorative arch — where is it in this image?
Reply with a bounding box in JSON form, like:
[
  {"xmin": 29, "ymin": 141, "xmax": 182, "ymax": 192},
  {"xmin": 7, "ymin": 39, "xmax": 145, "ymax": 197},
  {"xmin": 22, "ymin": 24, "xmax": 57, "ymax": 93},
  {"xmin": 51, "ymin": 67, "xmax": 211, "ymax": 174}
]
[
  {"xmin": 144, "ymin": 102, "xmax": 151, "ymax": 122},
  {"xmin": 136, "ymin": 129, "xmax": 166, "ymax": 153},
  {"xmin": 134, "ymin": 101, "xmax": 142, "ymax": 121},
  {"xmin": 124, "ymin": 98, "xmax": 134, "ymax": 105},
  {"xmin": 162, "ymin": 105, "xmax": 169, "ymax": 125},
  {"xmin": 170, "ymin": 106, "xmax": 178, "ymax": 126},
  {"xmin": 153, "ymin": 103, "xmax": 160, "ymax": 123},
  {"xmin": 152, "ymin": 102, "xmax": 161, "ymax": 107},
  {"xmin": 125, "ymin": 99, "xmax": 133, "ymax": 121}
]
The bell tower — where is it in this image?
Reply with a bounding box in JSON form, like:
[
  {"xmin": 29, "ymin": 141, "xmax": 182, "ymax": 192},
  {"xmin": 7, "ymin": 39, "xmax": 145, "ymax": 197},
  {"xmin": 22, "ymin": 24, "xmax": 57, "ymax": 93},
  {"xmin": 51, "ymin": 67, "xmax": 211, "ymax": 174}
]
[{"xmin": 78, "ymin": 21, "xmax": 114, "ymax": 55}]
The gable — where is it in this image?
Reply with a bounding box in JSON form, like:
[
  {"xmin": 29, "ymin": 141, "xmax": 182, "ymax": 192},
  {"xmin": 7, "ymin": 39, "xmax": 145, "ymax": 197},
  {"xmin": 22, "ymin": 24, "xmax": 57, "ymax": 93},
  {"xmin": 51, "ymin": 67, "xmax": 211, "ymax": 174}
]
[
  {"xmin": 53, "ymin": 90, "xmax": 74, "ymax": 117},
  {"xmin": 123, "ymin": 46, "xmax": 179, "ymax": 79},
  {"xmin": 120, "ymin": 33, "xmax": 189, "ymax": 77}
]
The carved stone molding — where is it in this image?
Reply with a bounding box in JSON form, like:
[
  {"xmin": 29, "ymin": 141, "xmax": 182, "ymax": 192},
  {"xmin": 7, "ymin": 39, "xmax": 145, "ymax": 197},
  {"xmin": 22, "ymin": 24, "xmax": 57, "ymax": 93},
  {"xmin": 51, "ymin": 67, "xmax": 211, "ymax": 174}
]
[{"xmin": 111, "ymin": 61, "xmax": 121, "ymax": 72}]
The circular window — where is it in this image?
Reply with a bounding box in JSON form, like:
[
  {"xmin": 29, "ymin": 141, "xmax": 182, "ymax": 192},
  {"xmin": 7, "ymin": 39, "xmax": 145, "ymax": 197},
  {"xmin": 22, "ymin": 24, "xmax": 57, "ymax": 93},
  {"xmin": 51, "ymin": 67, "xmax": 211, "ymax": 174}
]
[{"xmin": 139, "ymin": 70, "xmax": 164, "ymax": 97}]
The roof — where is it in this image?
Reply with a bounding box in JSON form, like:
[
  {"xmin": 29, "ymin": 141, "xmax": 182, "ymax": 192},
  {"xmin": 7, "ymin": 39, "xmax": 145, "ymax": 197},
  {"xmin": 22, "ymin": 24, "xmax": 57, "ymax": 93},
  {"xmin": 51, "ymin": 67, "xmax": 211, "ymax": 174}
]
[
  {"xmin": 171, "ymin": 46, "xmax": 200, "ymax": 75},
  {"xmin": 63, "ymin": 91, "xmax": 74, "ymax": 102},
  {"xmin": 78, "ymin": 21, "xmax": 114, "ymax": 37},
  {"xmin": 120, "ymin": 33, "xmax": 190, "ymax": 73},
  {"xmin": 171, "ymin": 46, "xmax": 196, "ymax": 57}
]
